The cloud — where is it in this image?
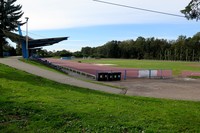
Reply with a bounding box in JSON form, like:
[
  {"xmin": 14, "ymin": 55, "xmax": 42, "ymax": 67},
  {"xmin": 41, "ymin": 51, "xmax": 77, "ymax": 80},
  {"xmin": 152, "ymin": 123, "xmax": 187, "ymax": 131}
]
[{"xmin": 16, "ymin": 0, "xmax": 191, "ymax": 30}]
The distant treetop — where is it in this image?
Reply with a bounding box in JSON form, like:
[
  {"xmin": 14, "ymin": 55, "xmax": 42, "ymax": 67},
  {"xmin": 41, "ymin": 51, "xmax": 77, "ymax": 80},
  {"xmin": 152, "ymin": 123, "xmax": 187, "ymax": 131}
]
[{"xmin": 181, "ymin": 0, "xmax": 200, "ymax": 21}]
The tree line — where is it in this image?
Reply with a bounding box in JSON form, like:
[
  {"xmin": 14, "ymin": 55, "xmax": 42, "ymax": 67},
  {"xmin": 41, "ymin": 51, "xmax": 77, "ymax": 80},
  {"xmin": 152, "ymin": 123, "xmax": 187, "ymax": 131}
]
[
  {"xmin": 2, "ymin": 32, "xmax": 200, "ymax": 62},
  {"xmin": 81, "ymin": 32, "xmax": 200, "ymax": 61}
]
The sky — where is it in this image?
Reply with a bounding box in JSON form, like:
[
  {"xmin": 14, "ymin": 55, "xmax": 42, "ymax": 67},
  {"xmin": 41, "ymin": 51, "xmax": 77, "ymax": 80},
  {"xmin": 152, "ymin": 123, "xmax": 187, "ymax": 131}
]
[{"xmin": 13, "ymin": 0, "xmax": 200, "ymax": 52}]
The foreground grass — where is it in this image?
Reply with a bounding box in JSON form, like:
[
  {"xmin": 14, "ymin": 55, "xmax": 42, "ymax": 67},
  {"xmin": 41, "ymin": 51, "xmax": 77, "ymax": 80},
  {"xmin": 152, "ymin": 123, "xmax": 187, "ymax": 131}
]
[
  {"xmin": 0, "ymin": 64, "xmax": 200, "ymax": 132},
  {"xmin": 77, "ymin": 59, "xmax": 200, "ymax": 75}
]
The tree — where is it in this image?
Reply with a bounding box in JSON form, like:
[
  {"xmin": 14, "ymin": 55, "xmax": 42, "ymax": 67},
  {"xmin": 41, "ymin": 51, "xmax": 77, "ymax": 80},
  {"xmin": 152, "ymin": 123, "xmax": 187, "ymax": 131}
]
[
  {"xmin": 181, "ymin": 0, "xmax": 200, "ymax": 20},
  {"xmin": 37, "ymin": 49, "xmax": 49, "ymax": 57},
  {"xmin": 104, "ymin": 41, "xmax": 120, "ymax": 58},
  {"xmin": 16, "ymin": 43, "xmax": 22, "ymax": 55},
  {"xmin": 81, "ymin": 46, "xmax": 93, "ymax": 57},
  {"xmin": 0, "ymin": 0, "xmax": 24, "ymax": 57},
  {"xmin": 59, "ymin": 50, "xmax": 73, "ymax": 57},
  {"xmin": 73, "ymin": 51, "xmax": 83, "ymax": 58}
]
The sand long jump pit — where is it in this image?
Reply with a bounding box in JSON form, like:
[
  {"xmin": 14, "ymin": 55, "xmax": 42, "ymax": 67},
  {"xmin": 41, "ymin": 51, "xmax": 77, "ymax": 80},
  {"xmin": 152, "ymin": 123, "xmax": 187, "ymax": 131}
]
[{"xmin": 44, "ymin": 58, "xmax": 200, "ymax": 101}]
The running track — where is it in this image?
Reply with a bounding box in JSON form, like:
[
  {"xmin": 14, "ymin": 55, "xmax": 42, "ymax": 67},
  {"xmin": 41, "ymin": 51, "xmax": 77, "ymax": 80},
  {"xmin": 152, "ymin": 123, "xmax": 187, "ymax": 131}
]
[{"xmin": 44, "ymin": 58, "xmax": 172, "ymax": 79}]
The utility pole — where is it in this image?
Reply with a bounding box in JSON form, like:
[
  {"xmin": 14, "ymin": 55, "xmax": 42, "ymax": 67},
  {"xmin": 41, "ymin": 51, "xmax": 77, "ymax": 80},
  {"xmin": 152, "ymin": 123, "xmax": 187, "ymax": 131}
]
[
  {"xmin": 25, "ymin": 17, "xmax": 29, "ymax": 59},
  {"xmin": 174, "ymin": 48, "xmax": 177, "ymax": 61},
  {"xmin": 192, "ymin": 49, "xmax": 195, "ymax": 61},
  {"xmin": 180, "ymin": 47, "xmax": 182, "ymax": 61},
  {"xmin": 186, "ymin": 49, "xmax": 188, "ymax": 61}
]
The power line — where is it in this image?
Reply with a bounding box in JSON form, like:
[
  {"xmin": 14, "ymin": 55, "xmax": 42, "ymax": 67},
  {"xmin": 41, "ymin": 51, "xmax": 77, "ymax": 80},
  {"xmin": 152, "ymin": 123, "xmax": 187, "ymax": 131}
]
[{"xmin": 93, "ymin": 0, "xmax": 185, "ymax": 18}]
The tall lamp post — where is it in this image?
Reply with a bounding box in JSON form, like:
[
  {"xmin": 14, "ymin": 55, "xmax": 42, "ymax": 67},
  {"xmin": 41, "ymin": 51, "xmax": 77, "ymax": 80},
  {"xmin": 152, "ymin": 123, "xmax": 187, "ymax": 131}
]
[{"xmin": 25, "ymin": 17, "xmax": 29, "ymax": 59}]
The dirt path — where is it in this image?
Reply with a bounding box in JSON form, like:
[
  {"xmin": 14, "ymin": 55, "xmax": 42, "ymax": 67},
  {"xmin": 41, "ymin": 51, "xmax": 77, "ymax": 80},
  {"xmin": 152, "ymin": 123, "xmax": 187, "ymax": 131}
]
[{"xmin": 0, "ymin": 57, "xmax": 123, "ymax": 94}]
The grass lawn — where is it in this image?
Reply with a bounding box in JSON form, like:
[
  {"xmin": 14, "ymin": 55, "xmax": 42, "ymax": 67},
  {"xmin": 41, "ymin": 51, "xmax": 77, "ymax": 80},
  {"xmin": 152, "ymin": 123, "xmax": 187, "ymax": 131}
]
[
  {"xmin": 76, "ymin": 59, "xmax": 200, "ymax": 76},
  {"xmin": 0, "ymin": 63, "xmax": 200, "ymax": 132}
]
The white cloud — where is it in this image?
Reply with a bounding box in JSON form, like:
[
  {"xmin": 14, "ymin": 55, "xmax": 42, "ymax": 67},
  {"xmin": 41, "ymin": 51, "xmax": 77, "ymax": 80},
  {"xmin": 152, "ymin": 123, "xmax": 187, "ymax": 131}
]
[{"xmin": 16, "ymin": 0, "xmax": 191, "ymax": 30}]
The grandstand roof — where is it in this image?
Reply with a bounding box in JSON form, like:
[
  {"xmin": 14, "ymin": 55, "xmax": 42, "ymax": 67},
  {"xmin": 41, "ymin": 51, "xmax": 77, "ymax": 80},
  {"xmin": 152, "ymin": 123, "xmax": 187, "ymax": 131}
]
[{"xmin": 1, "ymin": 29, "xmax": 68, "ymax": 48}]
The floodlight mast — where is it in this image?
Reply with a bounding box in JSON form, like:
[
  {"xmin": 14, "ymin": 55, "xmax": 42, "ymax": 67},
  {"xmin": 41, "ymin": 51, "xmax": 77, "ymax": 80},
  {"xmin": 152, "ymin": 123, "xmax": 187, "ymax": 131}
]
[{"xmin": 25, "ymin": 17, "xmax": 29, "ymax": 59}]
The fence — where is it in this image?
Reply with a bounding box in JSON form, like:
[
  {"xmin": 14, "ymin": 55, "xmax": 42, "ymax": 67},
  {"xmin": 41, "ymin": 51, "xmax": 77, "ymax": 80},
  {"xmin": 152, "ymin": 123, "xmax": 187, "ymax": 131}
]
[
  {"xmin": 31, "ymin": 58, "xmax": 96, "ymax": 79},
  {"xmin": 96, "ymin": 69, "xmax": 172, "ymax": 80}
]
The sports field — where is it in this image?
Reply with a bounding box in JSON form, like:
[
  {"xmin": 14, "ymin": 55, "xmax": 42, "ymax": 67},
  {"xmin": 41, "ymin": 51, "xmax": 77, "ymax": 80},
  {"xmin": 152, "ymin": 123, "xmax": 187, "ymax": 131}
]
[
  {"xmin": 41, "ymin": 58, "xmax": 200, "ymax": 101},
  {"xmin": 44, "ymin": 58, "xmax": 172, "ymax": 79},
  {"xmin": 76, "ymin": 59, "xmax": 200, "ymax": 76}
]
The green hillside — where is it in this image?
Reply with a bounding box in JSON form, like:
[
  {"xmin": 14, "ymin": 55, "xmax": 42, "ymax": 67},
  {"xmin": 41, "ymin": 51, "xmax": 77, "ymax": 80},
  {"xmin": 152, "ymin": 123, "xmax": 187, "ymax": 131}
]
[{"xmin": 0, "ymin": 64, "xmax": 200, "ymax": 132}]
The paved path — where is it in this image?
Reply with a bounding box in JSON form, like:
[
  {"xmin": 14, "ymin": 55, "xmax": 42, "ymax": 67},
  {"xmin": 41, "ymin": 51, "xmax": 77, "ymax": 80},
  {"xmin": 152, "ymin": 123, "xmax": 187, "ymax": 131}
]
[{"xmin": 0, "ymin": 57, "xmax": 123, "ymax": 94}]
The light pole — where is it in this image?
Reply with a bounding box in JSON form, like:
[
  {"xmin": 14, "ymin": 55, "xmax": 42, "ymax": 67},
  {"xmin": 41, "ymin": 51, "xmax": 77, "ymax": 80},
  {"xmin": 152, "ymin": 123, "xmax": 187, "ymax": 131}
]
[{"xmin": 25, "ymin": 17, "xmax": 29, "ymax": 59}]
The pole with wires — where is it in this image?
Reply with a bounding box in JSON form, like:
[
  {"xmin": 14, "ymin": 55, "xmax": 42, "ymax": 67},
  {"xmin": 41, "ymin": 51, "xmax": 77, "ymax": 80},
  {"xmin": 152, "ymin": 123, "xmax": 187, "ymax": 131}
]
[{"xmin": 25, "ymin": 17, "xmax": 29, "ymax": 59}]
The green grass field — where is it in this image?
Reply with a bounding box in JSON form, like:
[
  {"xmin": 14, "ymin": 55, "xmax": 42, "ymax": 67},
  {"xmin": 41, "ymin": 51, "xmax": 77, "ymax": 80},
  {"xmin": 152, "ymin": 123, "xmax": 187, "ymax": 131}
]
[
  {"xmin": 1, "ymin": 63, "xmax": 200, "ymax": 132},
  {"xmin": 77, "ymin": 59, "xmax": 200, "ymax": 75}
]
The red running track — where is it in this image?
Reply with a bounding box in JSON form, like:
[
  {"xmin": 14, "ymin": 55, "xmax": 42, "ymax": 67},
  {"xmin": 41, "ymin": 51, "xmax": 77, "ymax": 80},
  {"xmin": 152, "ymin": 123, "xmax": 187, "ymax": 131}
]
[
  {"xmin": 182, "ymin": 71, "xmax": 200, "ymax": 77},
  {"xmin": 43, "ymin": 58, "xmax": 172, "ymax": 79}
]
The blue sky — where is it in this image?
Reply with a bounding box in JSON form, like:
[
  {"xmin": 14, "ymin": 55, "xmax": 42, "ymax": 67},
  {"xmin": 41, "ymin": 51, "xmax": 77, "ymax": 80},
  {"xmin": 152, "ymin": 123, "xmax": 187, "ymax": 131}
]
[{"xmin": 13, "ymin": 0, "xmax": 200, "ymax": 52}]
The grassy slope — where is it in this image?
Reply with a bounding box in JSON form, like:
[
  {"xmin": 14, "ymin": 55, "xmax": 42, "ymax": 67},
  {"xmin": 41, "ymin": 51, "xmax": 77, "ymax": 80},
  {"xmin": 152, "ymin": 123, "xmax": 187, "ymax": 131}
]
[
  {"xmin": 77, "ymin": 59, "xmax": 200, "ymax": 75},
  {"xmin": 0, "ymin": 64, "xmax": 200, "ymax": 132}
]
